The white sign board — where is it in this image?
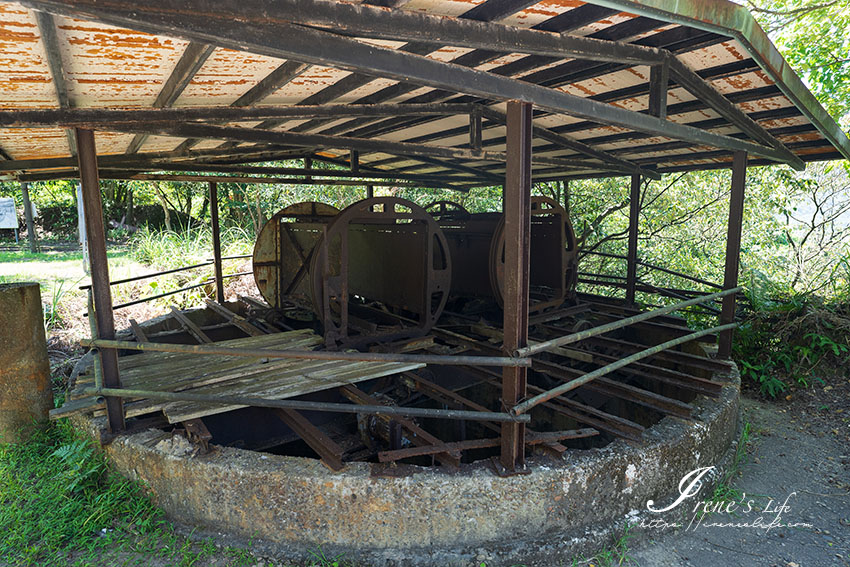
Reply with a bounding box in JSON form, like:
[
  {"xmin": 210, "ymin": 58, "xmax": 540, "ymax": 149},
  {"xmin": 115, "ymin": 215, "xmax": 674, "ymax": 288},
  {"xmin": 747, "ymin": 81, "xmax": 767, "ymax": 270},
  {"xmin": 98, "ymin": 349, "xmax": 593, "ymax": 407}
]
[{"xmin": 0, "ymin": 198, "xmax": 17, "ymax": 229}]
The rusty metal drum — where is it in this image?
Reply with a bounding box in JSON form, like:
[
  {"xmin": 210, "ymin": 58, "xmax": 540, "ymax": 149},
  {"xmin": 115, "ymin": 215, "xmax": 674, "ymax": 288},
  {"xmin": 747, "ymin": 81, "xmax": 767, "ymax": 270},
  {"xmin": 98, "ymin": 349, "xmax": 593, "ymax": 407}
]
[
  {"xmin": 0, "ymin": 282, "xmax": 53, "ymax": 443},
  {"xmin": 252, "ymin": 201, "xmax": 340, "ymax": 308}
]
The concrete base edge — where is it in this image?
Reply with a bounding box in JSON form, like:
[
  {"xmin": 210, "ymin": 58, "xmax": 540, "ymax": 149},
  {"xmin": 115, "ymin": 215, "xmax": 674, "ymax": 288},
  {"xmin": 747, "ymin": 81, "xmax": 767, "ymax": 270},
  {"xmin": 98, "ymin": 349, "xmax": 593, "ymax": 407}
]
[{"xmin": 74, "ymin": 363, "xmax": 741, "ymax": 567}]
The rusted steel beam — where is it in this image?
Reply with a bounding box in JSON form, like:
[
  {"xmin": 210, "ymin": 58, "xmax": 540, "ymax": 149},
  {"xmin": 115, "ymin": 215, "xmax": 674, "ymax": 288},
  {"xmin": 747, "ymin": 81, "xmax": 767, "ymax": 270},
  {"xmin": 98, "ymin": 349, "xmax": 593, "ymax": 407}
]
[
  {"xmin": 17, "ymin": 169, "xmax": 474, "ymax": 189},
  {"xmin": 512, "ymin": 323, "xmax": 736, "ymax": 415},
  {"xmin": 583, "ymin": 335, "xmax": 731, "ymax": 373},
  {"xmin": 81, "ymin": 338, "xmax": 532, "ymax": 367},
  {"xmin": 80, "ymin": 260, "xmax": 212, "ymax": 290},
  {"xmin": 479, "ymin": 107, "xmax": 659, "ymax": 180},
  {"xmin": 273, "ymin": 408, "xmax": 344, "ymax": 471},
  {"xmin": 625, "ymin": 174, "xmax": 641, "ymax": 304},
  {"xmin": 500, "ymin": 100, "xmax": 532, "ymax": 472},
  {"xmin": 469, "ymin": 367, "xmax": 644, "ymax": 442},
  {"xmin": 81, "ymin": 385, "xmax": 530, "ymax": 424},
  {"xmin": 75, "ymin": 128, "xmax": 124, "ymax": 433},
  {"xmin": 0, "ymin": 145, "xmax": 305, "ymax": 172},
  {"xmin": 182, "ymin": 418, "xmax": 213, "ymax": 453},
  {"xmin": 34, "ymin": 10, "xmax": 77, "ymax": 156},
  {"xmin": 514, "ymin": 286, "xmax": 741, "ymax": 358},
  {"xmin": 339, "ymin": 384, "xmax": 460, "ymax": 467},
  {"xmin": 208, "ymin": 181, "xmax": 224, "ymax": 302},
  {"xmin": 22, "ymin": 0, "xmax": 798, "ymax": 166},
  {"xmin": 665, "ymin": 57, "xmax": 801, "ymax": 168},
  {"xmin": 0, "ymin": 103, "xmax": 476, "ymax": 129},
  {"xmin": 648, "ymin": 60, "xmax": 669, "ymax": 119},
  {"xmin": 126, "ymin": 42, "xmax": 215, "ymax": 154},
  {"xmin": 377, "ymin": 428, "xmax": 598, "ymax": 462},
  {"xmin": 719, "ymin": 151, "xmax": 747, "ymax": 358}
]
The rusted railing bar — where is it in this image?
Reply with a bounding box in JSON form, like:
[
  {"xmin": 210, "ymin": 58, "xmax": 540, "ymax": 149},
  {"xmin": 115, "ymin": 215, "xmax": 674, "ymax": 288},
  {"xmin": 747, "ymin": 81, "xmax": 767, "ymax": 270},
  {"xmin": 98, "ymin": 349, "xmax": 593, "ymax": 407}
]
[
  {"xmin": 511, "ymin": 323, "xmax": 737, "ymax": 415},
  {"xmin": 79, "ymin": 386, "xmax": 531, "ymax": 423},
  {"xmin": 80, "ymin": 260, "xmax": 213, "ymax": 290},
  {"xmin": 81, "ymin": 338, "xmax": 532, "ymax": 367},
  {"xmin": 514, "ymin": 286, "xmax": 741, "ymax": 358}
]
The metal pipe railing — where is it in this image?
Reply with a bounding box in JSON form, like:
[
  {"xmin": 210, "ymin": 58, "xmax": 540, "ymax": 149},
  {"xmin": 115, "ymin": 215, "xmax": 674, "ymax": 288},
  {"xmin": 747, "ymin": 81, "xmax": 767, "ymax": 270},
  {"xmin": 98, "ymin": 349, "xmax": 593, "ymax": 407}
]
[
  {"xmin": 82, "ymin": 338, "xmax": 532, "ymax": 367},
  {"xmin": 79, "ymin": 386, "xmax": 531, "ymax": 423},
  {"xmin": 511, "ymin": 322, "xmax": 737, "ymax": 415},
  {"xmin": 513, "ymin": 286, "xmax": 741, "ymax": 358},
  {"xmin": 80, "ymin": 260, "xmax": 213, "ymax": 290}
]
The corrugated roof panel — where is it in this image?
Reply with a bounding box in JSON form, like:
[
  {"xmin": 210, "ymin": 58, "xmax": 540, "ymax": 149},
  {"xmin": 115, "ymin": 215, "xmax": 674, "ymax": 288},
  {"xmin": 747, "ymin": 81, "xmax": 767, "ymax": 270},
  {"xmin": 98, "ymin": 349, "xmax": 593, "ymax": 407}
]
[
  {"xmin": 0, "ymin": 127, "xmax": 66, "ymax": 158},
  {"xmin": 178, "ymin": 49, "xmax": 287, "ymax": 106},
  {"xmin": 56, "ymin": 16, "xmax": 189, "ymax": 107},
  {"xmin": 0, "ymin": 3, "xmax": 56, "ymax": 109},
  {"xmin": 268, "ymin": 66, "xmax": 353, "ymax": 104}
]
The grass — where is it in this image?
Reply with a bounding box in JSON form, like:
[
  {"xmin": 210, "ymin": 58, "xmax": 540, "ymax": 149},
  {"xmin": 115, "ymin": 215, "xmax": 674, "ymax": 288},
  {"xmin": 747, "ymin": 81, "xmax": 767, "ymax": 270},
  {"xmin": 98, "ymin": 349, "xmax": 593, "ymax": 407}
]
[{"xmin": 0, "ymin": 420, "xmax": 357, "ymax": 567}]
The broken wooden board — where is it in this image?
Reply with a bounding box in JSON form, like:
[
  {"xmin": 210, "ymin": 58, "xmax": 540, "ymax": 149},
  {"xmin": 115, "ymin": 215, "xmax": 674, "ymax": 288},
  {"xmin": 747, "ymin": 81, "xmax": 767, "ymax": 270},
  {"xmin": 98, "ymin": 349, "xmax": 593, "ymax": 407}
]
[{"xmin": 71, "ymin": 329, "xmax": 424, "ymax": 423}]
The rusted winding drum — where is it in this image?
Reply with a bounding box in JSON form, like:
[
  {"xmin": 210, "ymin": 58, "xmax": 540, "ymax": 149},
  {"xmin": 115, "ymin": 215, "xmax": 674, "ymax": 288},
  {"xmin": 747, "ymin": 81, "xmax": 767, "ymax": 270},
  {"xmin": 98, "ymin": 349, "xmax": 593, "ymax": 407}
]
[
  {"xmin": 252, "ymin": 201, "xmax": 339, "ymax": 308},
  {"xmin": 0, "ymin": 283, "xmax": 53, "ymax": 443},
  {"xmin": 426, "ymin": 196, "xmax": 578, "ymax": 312},
  {"xmin": 311, "ymin": 197, "xmax": 451, "ymax": 345}
]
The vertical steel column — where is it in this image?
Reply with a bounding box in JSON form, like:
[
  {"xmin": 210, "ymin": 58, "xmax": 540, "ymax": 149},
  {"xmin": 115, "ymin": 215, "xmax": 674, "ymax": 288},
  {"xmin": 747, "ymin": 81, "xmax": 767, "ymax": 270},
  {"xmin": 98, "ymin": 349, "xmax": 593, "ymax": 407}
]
[
  {"xmin": 75, "ymin": 128, "xmax": 124, "ymax": 432},
  {"xmin": 625, "ymin": 174, "xmax": 641, "ymax": 304},
  {"xmin": 366, "ymin": 185, "xmax": 374, "ymax": 199},
  {"xmin": 500, "ymin": 100, "xmax": 532, "ymax": 472},
  {"xmin": 719, "ymin": 151, "xmax": 748, "ymax": 358},
  {"xmin": 21, "ymin": 182, "xmax": 38, "ymax": 253},
  {"xmin": 209, "ymin": 181, "xmax": 225, "ymax": 302}
]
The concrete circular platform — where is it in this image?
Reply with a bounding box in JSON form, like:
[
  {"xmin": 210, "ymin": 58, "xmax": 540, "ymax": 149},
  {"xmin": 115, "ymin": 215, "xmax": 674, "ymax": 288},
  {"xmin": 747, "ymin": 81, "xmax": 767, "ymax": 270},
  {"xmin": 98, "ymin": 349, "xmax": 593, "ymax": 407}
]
[{"xmin": 75, "ymin": 364, "xmax": 740, "ymax": 567}]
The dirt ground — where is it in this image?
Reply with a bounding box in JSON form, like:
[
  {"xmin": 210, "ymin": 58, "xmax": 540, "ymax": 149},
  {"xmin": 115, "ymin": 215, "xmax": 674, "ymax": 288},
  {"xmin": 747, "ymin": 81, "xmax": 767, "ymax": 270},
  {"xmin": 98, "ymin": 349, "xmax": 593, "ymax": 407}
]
[{"xmin": 628, "ymin": 377, "xmax": 850, "ymax": 567}]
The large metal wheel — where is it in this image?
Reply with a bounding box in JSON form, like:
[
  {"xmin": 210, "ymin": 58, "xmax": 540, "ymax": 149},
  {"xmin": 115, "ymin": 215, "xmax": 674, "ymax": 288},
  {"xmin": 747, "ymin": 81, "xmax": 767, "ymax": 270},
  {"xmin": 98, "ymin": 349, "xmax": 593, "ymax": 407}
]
[
  {"xmin": 252, "ymin": 201, "xmax": 339, "ymax": 308},
  {"xmin": 489, "ymin": 196, "xmax": 578, "ymax": 312},
  {"xmin": 310, "ymin": 197, "xmax": 452, "ymax": 346}
]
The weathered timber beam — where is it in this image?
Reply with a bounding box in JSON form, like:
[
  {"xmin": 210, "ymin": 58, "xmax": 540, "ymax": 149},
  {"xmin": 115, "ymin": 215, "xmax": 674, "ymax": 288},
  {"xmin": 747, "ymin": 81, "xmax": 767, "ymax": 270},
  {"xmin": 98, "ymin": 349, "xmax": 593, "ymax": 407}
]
[
  {"xmin": 34, "ymin": 11, "xmax": 77, "ymax": 156},
  {"xmin": 21, "ymin": 0, "xmax": 800, "ymax": 167},
  {"xmin": 126, "ymin": 42, "xmax": 215, "ymax": 154},
  {"xmin": 0, "ymin": 103, "xmax": 475, "ymax": 129},
  {"xmin": 478, "ymin": 106, "xmax": 660, "ymax": 179}
]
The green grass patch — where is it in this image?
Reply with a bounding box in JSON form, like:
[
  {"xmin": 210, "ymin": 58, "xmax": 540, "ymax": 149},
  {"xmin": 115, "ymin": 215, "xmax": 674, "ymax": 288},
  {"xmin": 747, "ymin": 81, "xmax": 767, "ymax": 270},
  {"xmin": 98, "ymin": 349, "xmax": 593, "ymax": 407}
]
[
  {"xmin": 0, "ymin": 421, "xmax": 364, "ymax": 566},
  {"xmin": 0, "ymin": 421, "xmax": 262, "ymax": 567}
]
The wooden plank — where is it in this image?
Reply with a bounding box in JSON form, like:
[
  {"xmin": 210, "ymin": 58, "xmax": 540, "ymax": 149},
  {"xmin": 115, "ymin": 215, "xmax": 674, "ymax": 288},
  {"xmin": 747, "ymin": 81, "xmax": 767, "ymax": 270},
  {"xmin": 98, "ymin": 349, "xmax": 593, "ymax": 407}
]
[
  {"xmin": 129, "ymin": 318, "xmax": 149, "ymax": 342},
  {"xmin": 163, "ymin": 361, "xmax": 424, "ymax": 423},
  {"xmin": 170, "ymin": 306, "xmax": 213, "ymax": 343},
  {"xmin": 205, "ymin": 299, "xmax": 264, "ymax": 336}
]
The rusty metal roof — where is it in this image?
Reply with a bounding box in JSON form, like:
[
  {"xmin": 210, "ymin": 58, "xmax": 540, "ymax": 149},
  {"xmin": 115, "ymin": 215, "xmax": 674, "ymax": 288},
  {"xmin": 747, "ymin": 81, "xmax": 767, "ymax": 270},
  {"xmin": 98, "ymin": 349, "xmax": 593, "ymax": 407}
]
[{"xmin": 0, "ymin": 0, "xmax": 848, "ymax": 185}]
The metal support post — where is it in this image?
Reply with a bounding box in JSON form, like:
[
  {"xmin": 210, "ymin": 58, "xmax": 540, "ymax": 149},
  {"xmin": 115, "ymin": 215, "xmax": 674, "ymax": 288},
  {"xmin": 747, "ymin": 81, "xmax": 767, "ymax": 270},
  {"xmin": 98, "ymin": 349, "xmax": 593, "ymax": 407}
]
[
  {"xmin": 625, "ymin": 174, "xmax": 641, "ymax": 304},
  {"xmin": 500, "ymin": 100, "xmax": 532, "ymax": 472},
  {"xmin": 75, "ymin": 128, "xmax": 125, "ymax": 432},
  {"xmin": 718, "ymin": 151, "xmax": 747, "ymax": 358},
  {"xmin": 209, "ymin": 181, "xmax": 225, "ymax": 302},
  {"xmin": 21, "ymin": 182, "xmax": 38, "ymax": 253}
]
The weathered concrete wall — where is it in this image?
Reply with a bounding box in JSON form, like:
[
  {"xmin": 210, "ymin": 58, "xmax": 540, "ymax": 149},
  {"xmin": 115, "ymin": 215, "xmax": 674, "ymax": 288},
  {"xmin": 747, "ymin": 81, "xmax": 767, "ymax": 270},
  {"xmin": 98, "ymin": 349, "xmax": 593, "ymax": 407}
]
[
  {"xmin": 77, "ymin": 364, "xmax": 740, "ymax": 567},
  {"xmin": 0, "ymin": 283, "xmax": 53, "ymax": 443}
]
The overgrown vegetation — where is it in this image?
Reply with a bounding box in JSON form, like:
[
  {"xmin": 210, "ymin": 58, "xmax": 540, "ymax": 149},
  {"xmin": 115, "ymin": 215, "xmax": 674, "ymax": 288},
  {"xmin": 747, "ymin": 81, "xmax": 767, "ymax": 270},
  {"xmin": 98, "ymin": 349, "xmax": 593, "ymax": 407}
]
[{"xmin": 0, "ymin": 420, "xmax": 360, "ymax": 567}]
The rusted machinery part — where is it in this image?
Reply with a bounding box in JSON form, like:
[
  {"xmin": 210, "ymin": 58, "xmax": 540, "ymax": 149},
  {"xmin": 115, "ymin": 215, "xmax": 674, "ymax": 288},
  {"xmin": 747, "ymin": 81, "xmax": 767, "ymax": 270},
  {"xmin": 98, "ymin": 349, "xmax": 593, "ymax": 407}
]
[
  {"xmin": 489, "ymin": 196, "xmax": 578, "ymax": 312},
  {"xmin": 252, "ymin": 201, "xmax": 340, "ymax": 308},
  {"xmin": 310, "ymin": 197, "xmax": 452, "ymax": 346},
  {"xmin": 424, "ymin": 200, "xmax": 472, "ymax": 222}
]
